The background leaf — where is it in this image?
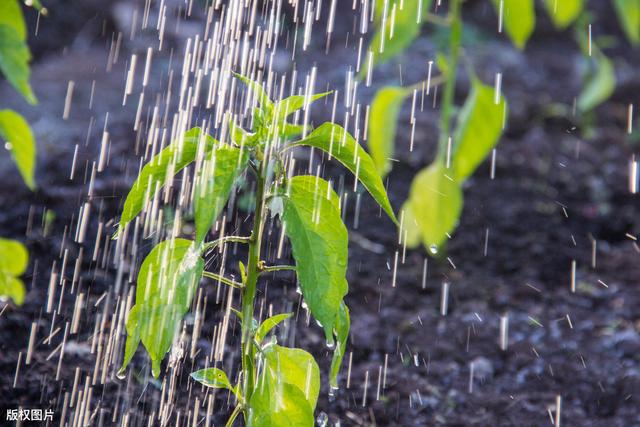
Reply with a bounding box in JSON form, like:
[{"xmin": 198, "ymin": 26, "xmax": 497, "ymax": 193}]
[
  {"xmin": 408, "ymin": 161, "xmax": 463, "ymax": 251},
  {"xmin": 613, "ymin": 0, "xmax": 640, "ymax": 44},
  {"xmin": 368, "ymin": 86, "xmax": 410, "ymax": 177},
  {"xmin": 0, "ymin": 238, "xmax": 28, "ymax": 305},
  {"xmin": 288, "ymin": 123, "xmax": 397, "ymax": 224},
  {"xmin": 280, "ymin": 176, "xmax": 348, "ymax": 343},
  {"xmin": 578, "ymin": 51, "xmax": 616, "ymax": 112},
  {"xmin": 121, "ymin": 238, "xmax": 204, "ymax": 377},
  {"xmin": 452, "ymin": 79, "xmax": 507, "ymax": 181},
  {"xmin": 492, "ymin": 0, "xmax": 535, "ymax": 49},
  {"xmin": 0, "ymin": 24, "xmax": 36, "ymax": 104},
  {"xmin": 0, "ymin": 109, "xmax": 36, "ymax": 190},
  {"xmin": 194, "ymin": 144, "xmax": 248, "ymax": 244},
  {"xmin": 544, "ymin": 0, "xmax": 584, "ymax": 29},
  {"xmin": 118, "ymin": 128, "xmax": 215, "ymax": 235},
  {"xmin": 329, "ymin": 302, "xmax": 350, "ymax": 389},
  {"xmin": 0, "ymin": 0, "xmax": 26, "ymax": 40}
]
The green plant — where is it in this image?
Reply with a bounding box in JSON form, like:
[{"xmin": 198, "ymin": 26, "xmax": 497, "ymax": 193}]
[
  {"xmin": 0, "ymin": 0, "xmax": 44, "ymax": 305},
  {"xmin": 117, "ymin": 73, "xmax": 396, "ymax": 425},
  {"xmin": 365, "ymin": 0, "xmax": 508, "ymax": 251}
]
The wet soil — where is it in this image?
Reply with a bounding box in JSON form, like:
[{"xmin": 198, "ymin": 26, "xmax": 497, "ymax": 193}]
[{"xmin": 1, "ymin": 1, "xmax": 640, "ymax": 426}]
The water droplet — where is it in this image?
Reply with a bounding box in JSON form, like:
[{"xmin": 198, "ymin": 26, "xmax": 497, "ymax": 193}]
[
  {"xmin": 325, "ymin": 335, "xmax": 335, "ymax": 350},
  {"xmin": 328, "ymin": 387, "xmax": 337, "ymax": 402},
  {"xmin": 4, "ymin": 142, "xmax": 13, "ymax": 150},
  {"xmin": 316, "ymin": 411, "xmax": 329, "ymax": 427},
  {"xmin": 429, "ymin": 244, "xmax": 438, "ymax": 255},
  {"xmin": 116, "ymin": 369, "xmax": 126, "ymax": 380},
  {"xmin": 295, "ymin": 286, "xmax": 302, "ymax": 295}
]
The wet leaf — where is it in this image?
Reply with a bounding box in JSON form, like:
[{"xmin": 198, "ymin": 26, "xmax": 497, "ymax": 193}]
[
  {"xmin": 194, "ymin": 144, "xmax": 248, "ymax": 244},
  {"xmin": 280, "ymin": 176, "xmax": 347, "ymax": 343},
  {"xmin": 400, "ymin": 201, "xmax": 421, "ymax": 249},
  {"xmin": 0, "ymin": 238, "xmax": 28, "ymax": 305},
  {"xmin": 273, "ymin": 92, "xmax": 330, "ymax": 123},
  {"xmin": 452, "ymin": 79, "xmax": 507, "ymax": 181},
  {"xmin": 248, "ymin": 345, "xmax": 319, "ymax": 426},
  {"xmin": 329, "ymin": 302, "xmax": 350, "ymax": 389},
  {"xmin": 613, "ymin": 0, "xmax": 640, "ymax": 44},
  {"xmin": 255, "ymin": 313, "xmax": 292, "ymax": 343},
  {"xmin": 363, "ymin": 0, "xmax": 430, "ymax": 76},
  {"xmin": 0, "ymin": 24, "xmax": 36, "ymax": 104},
  {"xmin": 492, "ymin": 0, "xmax": 535, "ymax": 49},
  {"xmin": 288, "ymin": 123, "xmax": 397, "ymax": 224},
  {"xmin": 120, "ymin": 238, "xmax": 204, "ymax": 377},
  {"xmin": 368, "ymin": 86, "xmax": 410, "ymax": 177},
  {"xmin": 578, "ymin": 51, "xmax": 616, "ymax": 112},
  {"xmin": 117, "ymin": 128, "xmax": 216, "ymax": 236},
  {"xmin": 408, "ymin": 161, "xmax": 463, "ymax": 250},
  {"xmin": 0, "ymin": 109, "xmax": 36, "ymax": 190},
  {"xmin": 191, "ymin": 368, "xmax": 234, "ymax": 391},
  {"xmin": 544, "ymin": 0, "xmax": 583, "ymax": 29},
  {"xmin": 234, "ymin": 73, "xmax": 274, "ymax": 116}
]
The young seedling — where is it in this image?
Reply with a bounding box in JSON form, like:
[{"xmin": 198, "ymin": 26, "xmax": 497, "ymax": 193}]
[{"xmin": 117, "ymin": 73, "xmax": 396, "ymax": 425}]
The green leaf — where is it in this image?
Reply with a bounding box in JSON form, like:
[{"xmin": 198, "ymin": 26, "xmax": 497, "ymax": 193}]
[
  {"xmin": 273, "ymin": 92, "xmax": 330, "ymax": 123},
  {"xmin": 578, "ymin": 51, "xmax": 616, "ymax": 112},
  {"xmin": 234, "ymin": 73, "xmax": 274, "ymax": 115},
  {"xmin": 613, "ymin": 0, "xmax": 640, "ymax": 44},
  {"xmin": 0, "ymin": 109, "xmax": 36, "ymax": 190},
  {"xmin": 492, "ymin": 0, "xmax": 535, "ymax": 49},
  {"xmin": 0, "ymin": 238, "xmax": 28, "ymax": 305},
  {"xmin": 0, "ymin": 24, "xmax": 36, "ymax": 104},
  {"xmin": 229, "ymin": 114, "xmax": 258, "ymax": 147},
  {"xmin": 279, "ymin": 176, "xmax": 347, "ymax": 343},
  {"xmin": 248, "ymin": 345, "xmax": 319, "ymax": 426},
  {"xmin": 544, "ymin": 0, "xmax": 583, "ymax": 29},
  {"xmin": 120, "ymin": 238, "xmax": 204, "ymax": 377},
  {"xmin": 408, "ymin": 161, "xmax": 463, "ymax": 250},
  {"xmin": 0, "ymin": 0, "xmax": 26, "ymax": 41},
  {"xmin": 194, "ymin": 144, "xmax": 248, "ymax": 244},
  {"xmin": 452, "ymin": 79, "xmax": 507, "ymax": 181},
  {"xmin": 368, "ymin": 86, "xmax": 410, "ymax": 177},
  {"xmin": 329, "ymin": 302, "xmax": 350, "ymax": 389},
  {"xmin": 255, "ymin": 313, "xmax": 293, "ymax": 343},
  {"xmin": 287, "ymin": 123, "xmax": 397, "ymax": 224},
  {"xmin": 399, "ymin": 202, "xmax": 421, "ymax": 249},
  {"xmin": 191, "ymin": 368, "xmax": 233, "ymax": 391},
  {"xmin": 363, "ymin": 0, "xmax": 430, "ymax": 76},
  {"xmin": 117, "ymin": 128, "xmax": 216, "ymax": 236}
]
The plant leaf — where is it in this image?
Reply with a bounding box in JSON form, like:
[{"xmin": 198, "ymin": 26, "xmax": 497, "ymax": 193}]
[
  {"xmin": 400, "ymin": 201, "xmax": 421, "ymax": 248},
  {"xmin": 408, "ymin": 161, "xmax": 463, "ymax": 250},
  {"xmin": 578, "ymin": 51, "xmax": 616, "ymax": 112},
  {"xmin": 492, "ymin": 0, "xmax": 535, "ymax": 49},
  {"xmin": 544, "ymin": 0, "xmax": 583, "ymax": 29},
  {"xmin": 120, "ymin": 238, "xmax": 204, "ymax": 377},
  {"xmin": 234, "ymin": 73, "xmax": 274, "ymax": 115},
  {"xmin": 452, "ymin": 79, "xmax": 507, "ymax": 182},
  {"xmin": 280, "ymin": 175, "xmax": 347, "ymax": 343},
  {"xmin": 287, "ymin": 123, "xmax": 397, "ymax": 224},
  {"xmin": 0, "ymin": 24, "xmax": 36, "ymax": 104},
  {"xmin": 191, "ymin": 368, "xmax": 233, "ymax": 391},
  {"xmin": 248, "ymin": 345, "xmax": 319, "ymax": 426},
  {"xmin": 0, "ymin": 109, "xmax": 36, "ymax": 190},
  {"xmin": 0, "ymin": 237, "xmax": 28, "ymax": 305},
  {"xmin": 613, "ymin": 0, "xmax": 640, "ymax": 44},
  {"xmin": 368, "ymin": 86, "xmax": 410, "ymax": 177},
  {"xmin": 329, "ymin": 302, "xmax": 350, "ymax": 389},
  {"xmin": 255, "ymin": 313, "xmax": 292, "ymax": 343},
  {"xmin": 117, "ymin": 128, "xmax": 216, "ymax": 236},
  {"xmin": 273, "ymin": 92, "xmax": 330, "ymax": 123},
  {"xmin": 194, "ymin": 144, "xmax": 248, "ymax": 244},
  {"xmin": 0, "ymin": 0, "xmax": 26, "ymax": 41},
  {"xmin": 362, "ymin": 0, "xmax": 430, "ymax": 76}
]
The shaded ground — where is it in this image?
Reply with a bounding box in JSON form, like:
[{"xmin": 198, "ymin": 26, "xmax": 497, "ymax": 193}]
[{"xmin": 1, "ymin": 1, "xmax": 639, "ymax": 426}]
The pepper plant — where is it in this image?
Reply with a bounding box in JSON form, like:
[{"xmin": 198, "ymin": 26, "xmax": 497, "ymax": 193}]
[
  {"xmin": 0, "ymin": 0, "xmax": 44, "ymax": 305},
  {"xmin": 117, "ymin": 73, "xmax": 396, "ymax": 425}
]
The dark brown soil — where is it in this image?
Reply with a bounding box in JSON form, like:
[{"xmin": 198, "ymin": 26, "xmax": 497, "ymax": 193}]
[{"xmin": 1, "ymin": 1, "xmax": 639, "ymax": 426}]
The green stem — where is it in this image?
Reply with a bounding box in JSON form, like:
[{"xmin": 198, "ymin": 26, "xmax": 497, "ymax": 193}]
[
  {"xmin": 201, "ymin": 235, "xmax": 251, "ymax": 254},
  {"xmin": 259, "ymin": 264, "xmax": 296, "ymax": 274},
  {"xmin": 225, "ymin": 404, "xmax": 243, "ymax": 427},
  {"xmin": 240, "ymin": 154, "xmax": 267, "ymax": 420},
  {"xmin": 202, "ymin": 271, "xmax": 244, "ymax": 289},
  {"xmin": 438, "ymin": 0, "xmax": 463, "ymax": 162}
]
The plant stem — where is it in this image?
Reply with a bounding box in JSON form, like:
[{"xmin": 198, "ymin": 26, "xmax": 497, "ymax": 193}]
[
  {"xmin": 438, "ymin": 0, "xmax": 463, "ymax": 162},
  {"xmin": 202, "ymin": 271, "xmax": 244, "ymax": 289},
  {"xmin": 240, "ymin": 156, "xmax": 266, "ymax": 420},
  {"xmin": 259, "ymin": 264, "xmax": 296, "ymax": 274},
  {"xmin": 225, "ymin": 404, "xmax": 243, "ymax": 427},
  {"xmin": 201, "ymin": 235, "xmax": 250, "ymax": 254}
]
